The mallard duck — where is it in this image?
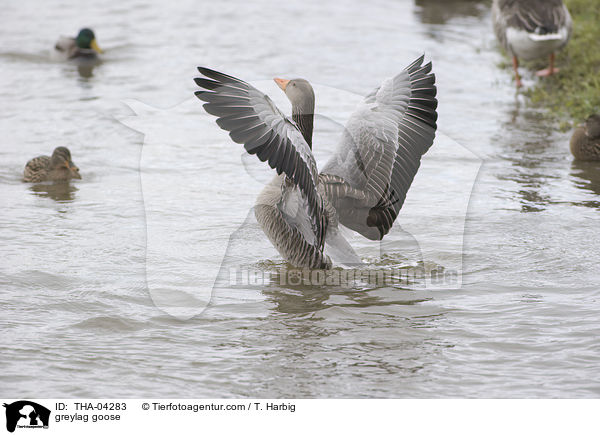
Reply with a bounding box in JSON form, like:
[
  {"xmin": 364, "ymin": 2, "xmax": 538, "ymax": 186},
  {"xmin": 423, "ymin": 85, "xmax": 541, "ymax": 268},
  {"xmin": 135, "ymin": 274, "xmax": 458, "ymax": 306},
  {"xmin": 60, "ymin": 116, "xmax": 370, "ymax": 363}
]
[
  {"xmin": 23, "ymin": 147, "xmax": 81, "ymax": 182},
  {"xmin": 492, "ymin": 0, "xmax": 572, "ymax": 87},
  {"xmin": 570, "ymin": 115, "xmax": 600, "ymax": 161},
  {"xmin": 54, "ymin": 28, "xmax": 103, "ymax": 60}
]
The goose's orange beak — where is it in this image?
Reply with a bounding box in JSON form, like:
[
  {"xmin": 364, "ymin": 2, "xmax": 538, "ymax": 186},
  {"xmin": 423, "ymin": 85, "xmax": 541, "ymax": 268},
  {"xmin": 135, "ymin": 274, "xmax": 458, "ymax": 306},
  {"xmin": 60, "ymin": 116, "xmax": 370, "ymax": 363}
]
[{"xmin": 274, "ymin": 78, "xmax": 290, "ymax": 91}]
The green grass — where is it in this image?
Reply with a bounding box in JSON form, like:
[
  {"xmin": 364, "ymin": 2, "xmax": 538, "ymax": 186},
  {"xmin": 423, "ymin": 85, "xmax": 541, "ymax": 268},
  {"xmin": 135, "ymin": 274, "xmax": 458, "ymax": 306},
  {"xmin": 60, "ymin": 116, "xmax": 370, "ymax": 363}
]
[{"xmin": 523, "ymin": 0, "xmax": 600, "ymax": 130}]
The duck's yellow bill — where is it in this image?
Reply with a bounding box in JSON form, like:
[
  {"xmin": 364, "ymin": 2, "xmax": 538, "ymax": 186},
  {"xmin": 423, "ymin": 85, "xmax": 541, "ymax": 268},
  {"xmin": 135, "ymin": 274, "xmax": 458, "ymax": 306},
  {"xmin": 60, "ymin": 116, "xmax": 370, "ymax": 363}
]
[{"xmin": 91, "ymin": 38, "xmax": 103, "ymax": 54}]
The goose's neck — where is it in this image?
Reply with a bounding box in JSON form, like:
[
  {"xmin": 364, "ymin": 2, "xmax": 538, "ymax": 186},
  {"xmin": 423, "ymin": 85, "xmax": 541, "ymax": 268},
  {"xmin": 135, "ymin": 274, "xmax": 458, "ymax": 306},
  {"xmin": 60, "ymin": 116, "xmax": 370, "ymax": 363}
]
[{"xmin": 292, "ymin": 104, "xmax": 314, "ymax": 149}]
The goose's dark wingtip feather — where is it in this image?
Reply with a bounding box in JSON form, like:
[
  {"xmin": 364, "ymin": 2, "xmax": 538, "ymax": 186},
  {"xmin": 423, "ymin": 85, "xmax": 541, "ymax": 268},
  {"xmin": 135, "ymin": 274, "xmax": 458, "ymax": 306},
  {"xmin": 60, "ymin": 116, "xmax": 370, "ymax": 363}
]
[
  {"xmin": 406, "ymin": 62, "xmax": 438, "ymax": 130},
  {"xmin": 196, "ymin": 67, "xmax": 245, "ymax": 85},
  {"xmin": 405, "ymin": 54, "xmax": 426, "ymax": 73},
  {"xmin": 194, "ymin": 77, "xmax": 221, "ymax": 90},
  {"xmin": 197, "ymin": 66, "xmax": 220, "ymax": 77}
]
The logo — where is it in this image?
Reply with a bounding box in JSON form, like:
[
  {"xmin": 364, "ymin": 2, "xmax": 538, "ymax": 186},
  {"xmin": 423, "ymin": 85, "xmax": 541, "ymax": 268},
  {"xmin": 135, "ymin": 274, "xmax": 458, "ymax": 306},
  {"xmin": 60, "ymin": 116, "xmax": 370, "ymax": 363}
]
[
  {"xmin": 3, "ymin": 401, "xmax": 50, "ymax": 433},
  {"xmin": 118, "ymin": 77, "xmax": 481, "ymax": 320}
]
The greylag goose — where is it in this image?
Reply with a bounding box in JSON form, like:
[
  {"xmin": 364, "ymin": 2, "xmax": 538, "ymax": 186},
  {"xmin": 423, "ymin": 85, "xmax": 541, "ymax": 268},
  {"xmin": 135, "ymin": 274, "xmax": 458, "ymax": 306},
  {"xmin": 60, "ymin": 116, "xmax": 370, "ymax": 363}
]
[
  {"xmin": 54, "ymin": 28, "xmax": 103, "ymax": 60},
  {"xmin": 492, "ymin": 0, "xmax": 572, "ymax": 87},
  {"xmin": 23, "ymin": 147, "xmax": 81, "ymax": 182},
  {"xmin": 570, "ymin": 115, "xmax": 600, "ymax": 161},
  {"xmin": 194, "ymin": 56, "xmax": 437, "ymax": 269}
]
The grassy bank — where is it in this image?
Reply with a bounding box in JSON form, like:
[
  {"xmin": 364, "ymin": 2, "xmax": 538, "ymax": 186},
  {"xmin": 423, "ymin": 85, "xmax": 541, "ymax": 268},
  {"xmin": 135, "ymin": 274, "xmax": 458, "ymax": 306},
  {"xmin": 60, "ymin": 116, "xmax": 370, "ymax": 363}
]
[{"xmin": 524, "ymin": 0, "xmax": 600, "ymax": 129}]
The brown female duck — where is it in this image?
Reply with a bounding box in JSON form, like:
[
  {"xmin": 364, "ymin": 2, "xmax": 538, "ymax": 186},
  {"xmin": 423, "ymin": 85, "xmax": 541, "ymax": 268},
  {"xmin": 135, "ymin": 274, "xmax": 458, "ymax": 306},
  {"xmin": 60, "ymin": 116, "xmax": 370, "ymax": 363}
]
[
  {"xmin": 570, "ymin": 115, "xmax": 600, "ymax": 161},
  {"xmin": 23, "ymin": 147, "xmax": 81, "ymax": 182}
]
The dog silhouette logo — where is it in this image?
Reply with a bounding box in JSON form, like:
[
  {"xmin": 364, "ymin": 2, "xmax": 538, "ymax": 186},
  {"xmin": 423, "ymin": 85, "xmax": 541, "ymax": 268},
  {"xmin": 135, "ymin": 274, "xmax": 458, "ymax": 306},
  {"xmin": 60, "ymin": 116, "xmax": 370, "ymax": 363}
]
[{"xmin": 3, "ymin": 401, "xmax": 50, "ymax": 433}]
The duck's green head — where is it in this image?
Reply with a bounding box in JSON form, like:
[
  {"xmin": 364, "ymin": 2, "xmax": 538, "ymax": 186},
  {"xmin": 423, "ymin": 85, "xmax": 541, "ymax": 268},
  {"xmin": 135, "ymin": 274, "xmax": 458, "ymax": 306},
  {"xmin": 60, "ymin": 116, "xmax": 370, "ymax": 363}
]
[{"xmin": 76, "ymin": 28, "xmax": 103, "ymax": 53}]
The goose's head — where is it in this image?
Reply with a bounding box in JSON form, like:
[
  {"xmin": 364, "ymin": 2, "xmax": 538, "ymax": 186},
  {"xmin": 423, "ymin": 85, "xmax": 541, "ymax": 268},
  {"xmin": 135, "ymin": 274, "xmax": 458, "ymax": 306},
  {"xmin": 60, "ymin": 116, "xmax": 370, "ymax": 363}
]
[
  {"xmin": 50, "ymin": 147, "xmax": 81, "ymax": 180},
  {"xmin": 274, "ymin": 78, "xmax": 315, "ymax": 114},
  {"xmin": 274, "ymin": 77, "xmax": 315, "ymax": 147},
  {"xmin": 76, "ymin": 28, "xmax": 103, "ymax": 53}
]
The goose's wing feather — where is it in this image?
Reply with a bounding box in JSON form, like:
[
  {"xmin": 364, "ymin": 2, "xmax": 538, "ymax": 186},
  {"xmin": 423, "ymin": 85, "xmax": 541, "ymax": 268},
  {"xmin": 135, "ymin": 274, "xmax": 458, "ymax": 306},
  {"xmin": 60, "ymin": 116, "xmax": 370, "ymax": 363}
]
[
  {"xmin": 194, "ymin": 67, "xmax": 326, "ymax": 248},
  {"xmin": 496, "ymin": 0, "xmax": 570, "ymax": 34},
  {"xmin": 320, "ymin": 55, "xmax": 437, "ymax": 240}
]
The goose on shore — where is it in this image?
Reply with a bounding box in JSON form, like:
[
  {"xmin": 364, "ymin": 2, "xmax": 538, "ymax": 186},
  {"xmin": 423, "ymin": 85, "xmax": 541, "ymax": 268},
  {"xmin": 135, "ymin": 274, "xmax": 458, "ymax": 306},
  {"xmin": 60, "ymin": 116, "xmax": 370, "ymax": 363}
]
[
  {"xmin": 54, "ymin": 28, "xmax": 103, "ymax": 60},
  {"xmin": 492, "ymin": 0, "xmax": 572, "ymax": 87},
  {"xmin": 570, "ymin": 115, "xmax": 600, "ymax": 161},
  {"xmin": 23, "ymin": 147, "xmax": 81, "ymax": 182},
  {"xmin": 194, "ymin": 56, "xmax": 437, "ymax": 269}
]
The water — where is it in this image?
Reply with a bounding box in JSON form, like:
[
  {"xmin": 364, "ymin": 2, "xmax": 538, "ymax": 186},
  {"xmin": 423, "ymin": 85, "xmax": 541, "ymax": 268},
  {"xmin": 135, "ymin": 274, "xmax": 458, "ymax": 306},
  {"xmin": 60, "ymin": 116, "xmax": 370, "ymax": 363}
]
[{"xmin": 1, "ymin": 0, "xmax": 599, "ymax": 398}]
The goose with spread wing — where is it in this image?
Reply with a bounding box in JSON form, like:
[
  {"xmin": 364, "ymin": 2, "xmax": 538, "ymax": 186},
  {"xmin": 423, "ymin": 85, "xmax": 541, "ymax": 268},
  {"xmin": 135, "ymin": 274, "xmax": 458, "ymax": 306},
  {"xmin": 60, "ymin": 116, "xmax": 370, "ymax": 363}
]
[{"xmin": 194, "ymin": 56, "xmax": 437, "ymax": 269}]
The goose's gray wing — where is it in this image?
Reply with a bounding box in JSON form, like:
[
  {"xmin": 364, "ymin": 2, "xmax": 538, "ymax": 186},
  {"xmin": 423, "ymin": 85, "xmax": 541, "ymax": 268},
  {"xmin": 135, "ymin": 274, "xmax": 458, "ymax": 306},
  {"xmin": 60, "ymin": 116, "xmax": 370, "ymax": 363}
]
[
  {"xmin": 194, "ymin": 67, "xmax": 326, "ymax": 248},
  {"xmin": 320, "ymin": 55, "xmax": 437, "ymax": 240},
  {"xmin": 496, "ymin": 0, "xmax": 570, "ymax": 34}
]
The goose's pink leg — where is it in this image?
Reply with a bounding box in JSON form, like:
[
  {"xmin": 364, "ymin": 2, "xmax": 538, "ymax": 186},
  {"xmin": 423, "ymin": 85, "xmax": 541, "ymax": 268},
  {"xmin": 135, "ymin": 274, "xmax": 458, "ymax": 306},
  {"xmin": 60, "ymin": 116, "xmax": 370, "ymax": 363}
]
[
  {"xmin": 512, "ymin": 56, "xmax": 523, "ymax": 88},
  {"xmin": 536, "ymin": 53, "xmax": 560, "ymax": 77}
]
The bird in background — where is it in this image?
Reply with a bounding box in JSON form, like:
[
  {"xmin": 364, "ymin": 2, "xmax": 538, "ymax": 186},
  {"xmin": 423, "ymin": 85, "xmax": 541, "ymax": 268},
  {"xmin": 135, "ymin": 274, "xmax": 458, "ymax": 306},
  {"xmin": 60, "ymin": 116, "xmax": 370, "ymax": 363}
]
[
  {"xmin": 23, "ymin": 147, "xmax": 81, "ymax": 183},
  {"xmin": 570, "ymin": 115, "xmax": 600, "ymax": 161},
  {"xmin": 492, "ymin": 0, "xmax": 572, "ymax": 87},
  {"xmin": 54, "ymin": 28, "xmax": 103, "ymax": 60}
]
